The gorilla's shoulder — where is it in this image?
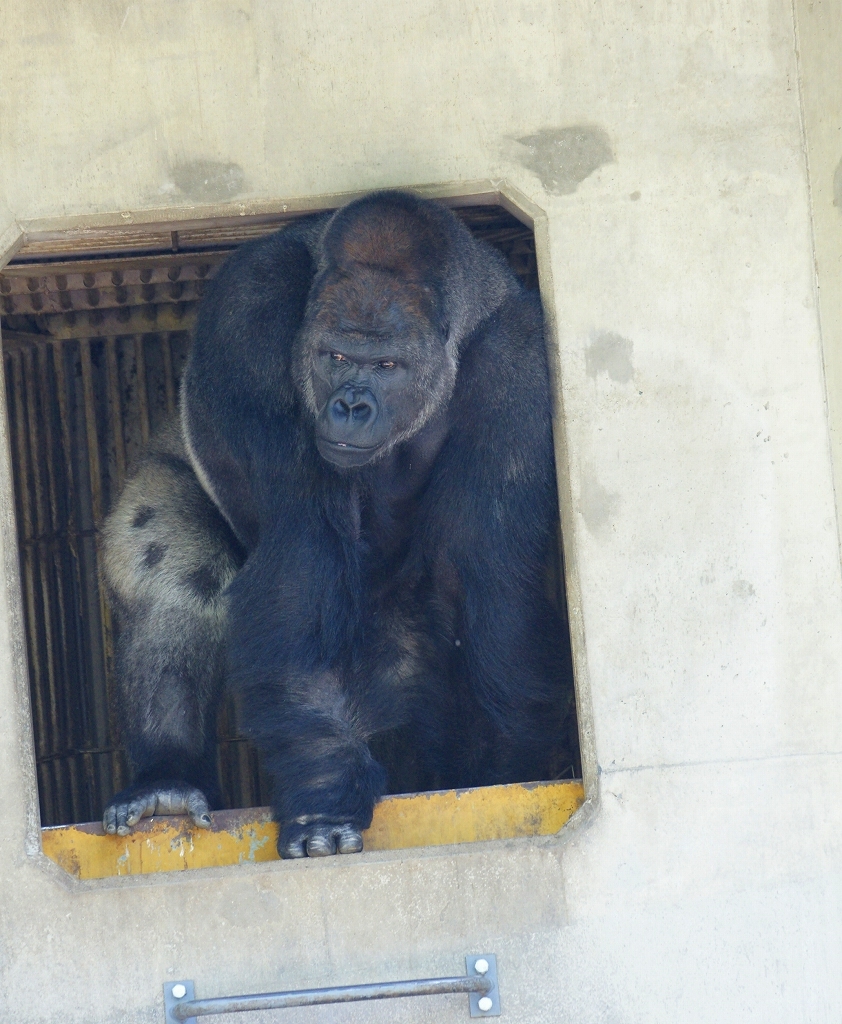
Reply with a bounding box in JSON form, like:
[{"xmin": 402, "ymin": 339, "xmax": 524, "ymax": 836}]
[
  {"xmin": 457, "ymin": 288, "xmax": 548, "ymax": 390},
  {"xmin": 200, "ymin": 214, "xmax": 329, "ymax": 315}
]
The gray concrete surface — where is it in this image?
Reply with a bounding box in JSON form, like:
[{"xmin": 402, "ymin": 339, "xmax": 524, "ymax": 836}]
[{"xmin": 1, "ymin": 1, "xmax": 841, "ymax": 1021}]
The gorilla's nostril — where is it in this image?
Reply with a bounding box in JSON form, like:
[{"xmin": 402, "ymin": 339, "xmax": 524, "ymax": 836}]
[
  {"xmin": 332, "ymin": 399, "xmax": 351, "ymax": 421},
  {"xmin": 351, "ymin": 402, "xmax": 371, "ymax": 422}
]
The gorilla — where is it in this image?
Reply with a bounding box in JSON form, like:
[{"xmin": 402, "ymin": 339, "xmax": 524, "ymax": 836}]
[{"xmin": 101, "ymin": 191, "xmax": 576, "ymax": 858}]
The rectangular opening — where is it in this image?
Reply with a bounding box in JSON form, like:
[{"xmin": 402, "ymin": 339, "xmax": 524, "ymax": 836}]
[{"xmin": 0, "ymin": 199, "xmax": 581, "ymax": 870}]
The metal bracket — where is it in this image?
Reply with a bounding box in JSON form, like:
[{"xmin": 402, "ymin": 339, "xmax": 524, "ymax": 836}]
[
  {"xmin": 164, "ymin": 981, "xmax": 196, "ymax": 1024},
  {"xmin": 164, "ymin": 953, "xmax": 500, "ymax": 1020},
  {"xmin": 466, "ymin": 954, "xmax": 501, "ymax": 1017}
]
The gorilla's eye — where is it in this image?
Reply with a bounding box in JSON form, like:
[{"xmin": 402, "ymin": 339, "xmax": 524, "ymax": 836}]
[
  {"xmin": 378, "ymin": 361, "xmax": 397, "ymax": 370},
  {"xmin": 330, "ymin": 352, "xmax": 348, "ymax": 362}
]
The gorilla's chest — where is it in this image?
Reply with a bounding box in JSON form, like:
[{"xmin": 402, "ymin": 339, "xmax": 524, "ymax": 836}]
[
  {"xmin": 347, "ymin": 483, "xmax": 423, "ymax": 569},
  {"xmin": 335, "ymin": 416, "xmax": 448, "ymax": 567}
]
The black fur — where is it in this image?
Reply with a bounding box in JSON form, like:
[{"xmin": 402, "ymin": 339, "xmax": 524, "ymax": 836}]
[
  {"xmin": 132, "ymin": 506, "xmax": 155, "ymax": 529},
  {"xmin": 103, "ymin": 191, "xmax": 576, "ymax": 854}
]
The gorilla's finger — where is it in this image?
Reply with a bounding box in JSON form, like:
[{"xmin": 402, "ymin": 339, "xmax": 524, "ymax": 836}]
[
  {"xmin": 125, "ymin": 793, "xmax": 156, "ymax": 828},
  {"xmin": 103, "ymin": 802, "xmax": 117, "ymax": 834},
  {"xmin": 305, "ymin": 827, "xmax": 337, "ymax": 857},
  {"xmin": 335, "ymin": 825, "xmax": 363, "ymax": 855},
  {"xmin": 115, "ymin": 805, "xmax": 133, "ymax": 836},
  {"xmin": 185, "ymin": 789, "xmax": 212, "ymax": 828},
  {"xmin": 280, "ymin": 835, "xmax": 308, "ymax": 858}
]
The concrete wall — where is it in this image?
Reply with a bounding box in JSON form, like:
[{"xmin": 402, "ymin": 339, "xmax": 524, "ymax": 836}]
[{"xmin": 2, "ymin": 1, "xmax": 841, "ymax": 1021}]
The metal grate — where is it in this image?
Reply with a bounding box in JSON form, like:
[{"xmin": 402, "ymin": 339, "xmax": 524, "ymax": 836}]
[{"xmin": 0, "ymin": 206, "xmax": 541, "ymax": 826}]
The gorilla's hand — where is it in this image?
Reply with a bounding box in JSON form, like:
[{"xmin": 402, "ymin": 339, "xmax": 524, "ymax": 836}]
[
  {"xmin": 102, "ymin": 781, "xmax": 212, "ymax": 836},
  {"xmin": 279, "ymin": 819, "xmax": 364, "ymax": 858}
]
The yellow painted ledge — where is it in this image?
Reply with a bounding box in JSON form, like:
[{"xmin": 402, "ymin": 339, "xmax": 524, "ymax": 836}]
[{"xmin": 41, "ymin": 780, "xmax": 584, "ymax": 881}]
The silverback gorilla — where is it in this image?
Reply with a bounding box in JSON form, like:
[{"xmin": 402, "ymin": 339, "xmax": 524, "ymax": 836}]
[{"xmin": 102, "ymin": 191, "xmax": 576, "ymax": 857}]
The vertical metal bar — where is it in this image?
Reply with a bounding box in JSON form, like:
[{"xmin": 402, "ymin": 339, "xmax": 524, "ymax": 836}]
[
  {"xmin": 168, "ymin": 330, "xmax": 190, "ymax": 385},
  {"xmin": 71, "ymin": 337, "xmax": 110, "ymax": 822},
  {"xmin": 236, "ymin": 739, "xmax": 254, "ymax": 807},
  {"xmin": 105, "ymin": 336, "xmax": 126, "ymax": 493},
  {"xmin": 51, "ymin": 341, "xmax": 79, "ymax": 553},
  {"xmin": 253, "ymin": 746, "xmax": 270, "ymax": 807},
  {"xmin": 134, "ymin": 334, "xmax": 150, "ymax": 446},
  {"xmin": 35, "ymin": 339, "xmax": 85, "ymax": 817},
  {"xmin": 78, "ymin": 338, "xmax": 102, "ymax": 523},
  {"xmin": 79, "ymin": 337, "xmax": 121, "ymax": 812},
  {"xmin": 6, "ymin": 348, "xmax": 55, "ymax": 823},
  {"xmin": 162, "ymin": 332, "xmax": 177, "ymax": 415},
  {"xmin": 51, "ymin": 339, "xmax": 96, "ymax": 822},
  {"xmin": 21, "ymin": 343, "xmax": 74, "ymax": 819}
]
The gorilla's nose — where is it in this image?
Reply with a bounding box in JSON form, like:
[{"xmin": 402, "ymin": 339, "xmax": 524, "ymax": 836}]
[{"xmin": 331, "ymin": 388, "xmax": 374, "ymax": 426}]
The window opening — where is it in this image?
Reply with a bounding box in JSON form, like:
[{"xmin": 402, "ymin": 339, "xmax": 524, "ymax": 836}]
[{"xmin": 0, "ymin": 203, "xmax": 580, "ymax": 844}]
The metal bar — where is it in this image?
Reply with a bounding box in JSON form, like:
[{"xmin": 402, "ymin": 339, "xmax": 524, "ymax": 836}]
[
  {"xmin": 165, "ymin": 955, "xmax": 500, "ymax": 1022},
  {"xmin": 22, "ymin": 340, "xmax": 76, "ymax": 814},
  {"xmin": 51, "ymin": 340, "xmax": 92, "ymax": 823},
  {"xmin": 104, "ymin": 337, "xmax": 126, "ymax": 492},
  {"xmin": 22, "ymin": 347, "xmax": 60, "ymax": 751},
  {"xmin": 35, "ymin": 341, "xmax": 89, "ymax": 814},
  {"xmin": 162, "ymin": 332, "xmax": 176, "ymax": 415},
  {"xmin": 78, "ymin": 338, "xmax": 103, "ymax": 522},
  {"xmin": 79, "ymin": 337, "xmax": 120, "ymax": 813},
  {"xmin": 133, "ymin": 334, "xmax": 150, "ymax": 446},
  {"xmin": 176, "ymin": 976, "xmax": 489, "ymax": 1018},
  {"xmin": 6, "ymin": 348, "xmax": 56, "ymax": 820}
]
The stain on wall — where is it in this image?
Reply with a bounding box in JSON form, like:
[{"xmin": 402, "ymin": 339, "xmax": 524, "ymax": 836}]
[
  {"xmin": 732, "ymin": 579, "xmax": 756, "ymax": 599},
  {"xmin": 516, "ymin": 126, "xmax": 613, "ymax": 195},
  {"xmin": 169, "ymin": 160, "xmax": 246, "ymax": 202},
  {"xmin": 578, "ymin": 469, "xmax": 621, "ymax": 539},
  {"xmin": 585, "ymin": 331, "xmax": 634, "ymax": 383}
]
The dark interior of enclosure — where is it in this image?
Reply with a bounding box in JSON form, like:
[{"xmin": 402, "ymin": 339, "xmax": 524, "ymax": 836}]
[{"xmin": 0, "ymin": 205, "xmax": 575, "ymax": 827}]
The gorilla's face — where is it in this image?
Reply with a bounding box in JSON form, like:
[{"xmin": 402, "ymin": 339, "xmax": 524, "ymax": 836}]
[{"xmin": 295, "ymin": 266, "xmax": 457, "ymax": 469}]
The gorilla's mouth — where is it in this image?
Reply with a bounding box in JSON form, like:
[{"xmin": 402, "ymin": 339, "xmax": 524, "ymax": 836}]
[{"xmin": 316, "ymin": 437, "xmax": 383, "ymax": 468}]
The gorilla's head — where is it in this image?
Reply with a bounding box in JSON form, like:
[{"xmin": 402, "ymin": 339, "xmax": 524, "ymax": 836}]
[{"xmin": 294, "ymin": 192, "xmax": 489, "ymax": 469}]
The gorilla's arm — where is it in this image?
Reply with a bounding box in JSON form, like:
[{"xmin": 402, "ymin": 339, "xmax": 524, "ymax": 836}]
[
  {"xmin": 181, "ymin": 216, "xmax": 326, "ymax": 549},
  {"xmin": 222, "ymin": 512, "xmax": 390, "ymax": 857},
  {"xmin": 101, "ymin": 421, "xmax": 243, "ymax": 834},
  {"xmin": 421, "ymin": 291, "xmax": 574, "ymax": 782}
]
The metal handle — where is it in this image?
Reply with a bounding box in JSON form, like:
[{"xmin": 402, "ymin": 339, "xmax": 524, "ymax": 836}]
[{"xmin": 164, "ymin": 954, "xmax": 500, "ymax": 1020}]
